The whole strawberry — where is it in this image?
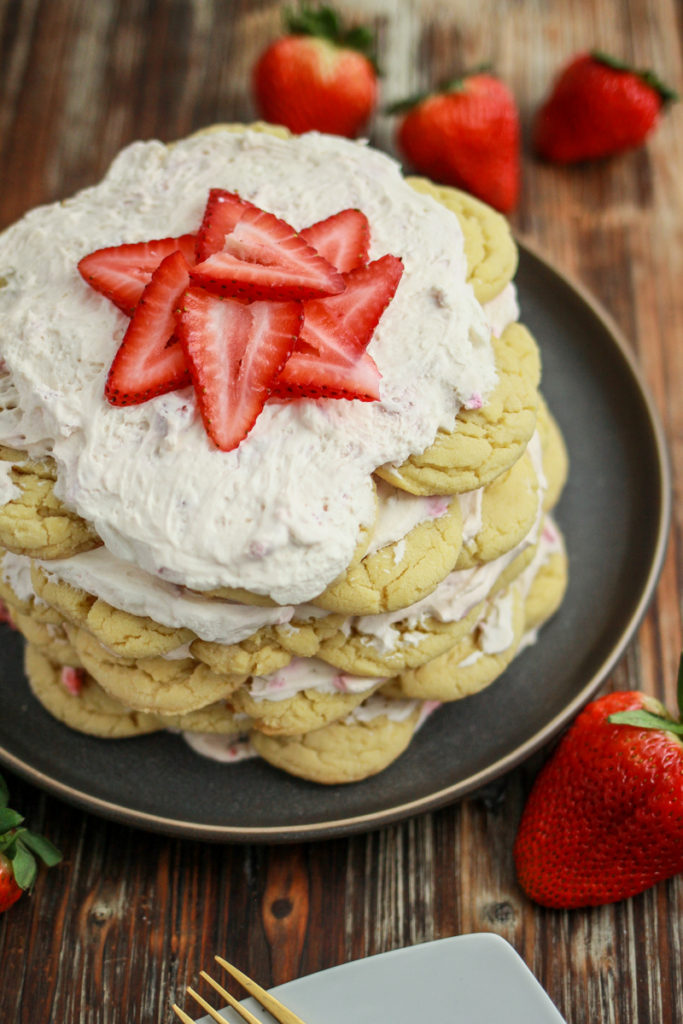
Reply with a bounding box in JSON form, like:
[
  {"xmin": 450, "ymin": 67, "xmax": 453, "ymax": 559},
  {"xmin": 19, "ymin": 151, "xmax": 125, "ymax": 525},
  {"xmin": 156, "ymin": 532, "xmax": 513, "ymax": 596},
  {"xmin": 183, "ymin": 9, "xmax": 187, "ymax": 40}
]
[
  {"xmin": 534, "ymin": 51, "xmax": 677, "ymax": 163},
  {"xmin": 390, "ymin": 71, "xmax": 520, "ymax": 213},
  {"xmin": 0, "ymin": 773, "xmax": 62, "ymax": 913},
  {"xmin": 252, "ymin": 5, "xmax": 378, "ymax": 138},
  {"xmin": 514, "ymin": 660, "xmax": 683, "ymax": 908}
]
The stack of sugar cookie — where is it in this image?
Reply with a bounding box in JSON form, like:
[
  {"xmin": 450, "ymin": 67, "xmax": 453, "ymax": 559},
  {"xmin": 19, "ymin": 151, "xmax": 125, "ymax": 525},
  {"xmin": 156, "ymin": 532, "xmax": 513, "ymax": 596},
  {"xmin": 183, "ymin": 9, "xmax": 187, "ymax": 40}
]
[{"xmin": 0, "ymin": 124, "xmax": 568, "ymax": 785}]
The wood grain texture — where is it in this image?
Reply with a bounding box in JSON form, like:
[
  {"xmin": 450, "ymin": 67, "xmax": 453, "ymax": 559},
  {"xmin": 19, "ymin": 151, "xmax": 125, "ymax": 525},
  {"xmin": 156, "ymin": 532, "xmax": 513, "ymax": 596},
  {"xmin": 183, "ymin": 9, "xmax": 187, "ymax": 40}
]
[{"xmin": 0, "ymin": 1, "xmax": 681, "ymax": 1022}]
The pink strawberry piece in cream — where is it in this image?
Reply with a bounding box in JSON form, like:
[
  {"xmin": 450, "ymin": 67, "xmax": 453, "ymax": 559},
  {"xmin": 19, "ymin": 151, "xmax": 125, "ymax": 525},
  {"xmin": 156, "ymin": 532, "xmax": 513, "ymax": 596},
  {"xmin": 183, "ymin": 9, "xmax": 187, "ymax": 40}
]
[
  {"xmin": 543, "ymin": 519, "xmax": 559, "ymax": 544},
  {"xmin": 60, "ymin": 666, "xmax": 84, "ymax": 696},
  {"xmin": 0, "ymin": 600, "xmax": 16, "ymax": 629},
  {"xmin": 426, "ymin": 496, "xmax": 450, "ymax": 518}
]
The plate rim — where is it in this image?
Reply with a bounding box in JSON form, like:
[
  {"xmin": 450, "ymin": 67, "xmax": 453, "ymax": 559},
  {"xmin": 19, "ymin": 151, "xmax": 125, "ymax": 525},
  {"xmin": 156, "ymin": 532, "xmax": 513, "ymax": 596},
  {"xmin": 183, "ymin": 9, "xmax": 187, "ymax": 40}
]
[{"xmin": 0, "ymin": 240, "xmax": 672, "ymax": 842}]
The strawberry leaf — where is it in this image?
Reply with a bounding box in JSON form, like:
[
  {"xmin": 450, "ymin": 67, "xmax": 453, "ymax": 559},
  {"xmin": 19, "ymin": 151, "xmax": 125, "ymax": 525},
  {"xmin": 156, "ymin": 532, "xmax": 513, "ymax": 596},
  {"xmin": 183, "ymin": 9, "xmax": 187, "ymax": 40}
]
[
  {"xmin": 286, "ymin": 4, "xmax": 340, "ymax": 40},
  {"xmin": 10, "ymin": 840, "xmax": 37, "ymax": 890},
  {"xmin": 608, "ymin": 709, "xmax": 683, "ymax": 733},
  {"xmin": 0, "ymin": 774, "xmax": 8, "ymax": 810},
  {"xmin": 20, "ymin": 830, "xmax": 63, "ymax": 867},
  {"xmin": 285, "ymin": 4, "xmax": 377, "ymax": 64},
  {"xmin": 678, "ymin": 651, "xmax": 683, "ymax": 720},
  {"xmin": 0, "ymin": 807, "xmax": 23, "ymax": 834}
]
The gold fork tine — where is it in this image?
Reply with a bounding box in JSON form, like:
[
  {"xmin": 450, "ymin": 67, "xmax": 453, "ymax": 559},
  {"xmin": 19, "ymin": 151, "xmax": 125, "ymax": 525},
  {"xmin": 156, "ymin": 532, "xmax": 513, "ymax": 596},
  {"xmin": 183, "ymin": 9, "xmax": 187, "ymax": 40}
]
[
  {"xmin": 200, "ymin": 971, "xmax": 264, "ymax": 1024},
  {"xmin": 172, "ymin": 1004, "xmax": 197, "ymax": 1024},
  {"xmin": 215, "ymin": 957, "xmax": 308, "ymax": 1024},
  {"xmin": 179, "ymin": 987, "xmax": 229, "ymax": 1024}
]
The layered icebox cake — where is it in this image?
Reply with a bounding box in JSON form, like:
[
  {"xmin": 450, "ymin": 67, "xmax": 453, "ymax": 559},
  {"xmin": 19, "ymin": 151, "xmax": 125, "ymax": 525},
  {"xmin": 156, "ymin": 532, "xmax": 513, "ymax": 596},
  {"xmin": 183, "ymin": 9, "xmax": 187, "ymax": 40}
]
[{"xmin": 0, "ymin": 124, "xmax": 568, "ymax": 784}]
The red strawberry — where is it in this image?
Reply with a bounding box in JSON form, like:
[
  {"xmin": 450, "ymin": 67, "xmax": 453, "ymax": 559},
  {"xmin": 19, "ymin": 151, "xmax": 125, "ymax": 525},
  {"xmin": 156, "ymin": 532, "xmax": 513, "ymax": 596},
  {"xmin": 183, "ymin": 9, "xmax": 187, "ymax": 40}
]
[
  {"xmin": 534, "ymin": 52, "xmax": 677, "ymax": 163},
  {"xmin": 176, "ymin": 288, "xmax": 302, "ymax": 451},
  {"xmin": 78, "ymin": 234, "xmax": 196, "ymax": 316},
  {"xmin": 273, "ymin": 254, "xmax": 401, "ymax": 401},
  {"xmin": 391, "ymin": 71, "xmax": 521, "ymax": 213},
  {"xmin": 105, "ymin": 249, "xmax": 191, "ymax": 406},
  {"xmin": 300, "ymin": 209, "xmax": 370, "ymax": 273},
  {"xmin": 514, "ymin": 664, "xmax": 683, "ymax": 909},
  {"xmin": 191, "ymin": 206, "xmax": 345, "ymax": 301},
  {"xmin": 195, "ymin": 188, "xmax": 256, "ymax": 262},
  {"xmin": 0, "ymin": 773, "xmax": 61, "ymax": 914},
  {"xmin": 0, "ymin": 853, "xmax": 21, "ymax": 913},
  {"xmin": 252, "ymin": 5, "xmax": 378, "ymax": 138}
]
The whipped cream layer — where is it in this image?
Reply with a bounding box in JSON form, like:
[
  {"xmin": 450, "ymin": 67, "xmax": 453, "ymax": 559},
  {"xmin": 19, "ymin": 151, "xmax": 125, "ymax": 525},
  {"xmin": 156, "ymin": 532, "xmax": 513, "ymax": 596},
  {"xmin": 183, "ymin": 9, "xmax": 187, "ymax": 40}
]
[
  {"xmin": 366, "ymin": 480, "xmax": 451, "ymax": 556},
  {"xmin": 0, "ymin": 128, "xmax": 495, "ymax": 604},
  {"xmin": 345, "ymin": 694, "xmax": 420, "ymax": 724},
  {"xmin": 248, "ymin": 656, "xmax": 381, "ymax": 702},
  {"xmin": 183, "ymin": 732, "xmax": 257, "ymax": 763},
  {"xmin": 484, "ymin": 281, "xmax": 520, "ymax": 338},
  {"xmin": 0, "ymin": 462, "xmax": 19, "ymax": 506}
]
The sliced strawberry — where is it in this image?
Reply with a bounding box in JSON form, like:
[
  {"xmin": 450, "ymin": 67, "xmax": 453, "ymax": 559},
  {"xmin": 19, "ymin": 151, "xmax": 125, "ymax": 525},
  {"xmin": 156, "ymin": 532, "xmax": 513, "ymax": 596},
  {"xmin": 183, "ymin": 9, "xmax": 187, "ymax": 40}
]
[
  {"xmin": 105, "ymin": 250, "xmax": 191, "ymax": 406},
  {"xmin": 190, "ymin": 206, "xmax": 345, "ymax": 301},
  {"xmin": 273, "ymin": 349, "xmax": 381, "ymax": 402},
  {"xmin": 270, "ymin": 254, "xmax": 403, "ymax": 404},
  {"xmin": 272, "ymin": 303, "xmax": 382, "ymax": 402},
  {"xmin": 300, "ymin": 209, "xmax": 370, "ymax": 273},
  {"xmin": 301, "ymin": 253, "xmax": 403, "ymax": 361},
  {"xmin": 176, "ymin": 288, "xmax": 302, "ymax": 451},
  {"xmin": 195, "ymin": 188, "xmax": 257, "ymax": 262},
  {"xmin": 78, "ymin": 234, "xmax": 196, "ymax": 316}
]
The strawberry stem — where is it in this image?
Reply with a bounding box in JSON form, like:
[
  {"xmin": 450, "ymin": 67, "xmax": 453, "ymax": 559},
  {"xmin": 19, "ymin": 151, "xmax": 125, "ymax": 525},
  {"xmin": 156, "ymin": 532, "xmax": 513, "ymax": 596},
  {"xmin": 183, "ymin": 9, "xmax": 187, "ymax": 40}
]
[
  {"xmin": 386, "ymin": 64, "xmax": 493, "ymax": 114},
  {"xmin": 439, "ymin": 63, "xmax": 493, "ymax": 93},
  {"xmin": 591, "ymin": 50, "xmax": 678, "ymax": 104}
]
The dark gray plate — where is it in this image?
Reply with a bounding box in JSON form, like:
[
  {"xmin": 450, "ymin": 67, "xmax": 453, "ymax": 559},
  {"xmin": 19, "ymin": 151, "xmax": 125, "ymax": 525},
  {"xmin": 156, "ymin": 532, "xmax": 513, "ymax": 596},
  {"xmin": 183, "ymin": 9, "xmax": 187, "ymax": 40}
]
[{"xmin": 0, "ymin": 244, "xmax": 671, "ymax": 842}]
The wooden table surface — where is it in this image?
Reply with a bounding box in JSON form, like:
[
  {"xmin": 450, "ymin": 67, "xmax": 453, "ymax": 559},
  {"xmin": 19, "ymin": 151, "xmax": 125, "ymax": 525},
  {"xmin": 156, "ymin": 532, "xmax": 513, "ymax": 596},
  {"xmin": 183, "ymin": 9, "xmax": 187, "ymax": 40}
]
[{"xmin": 0, "ymin": 1, "xmax": 681, "ymax": 1022}]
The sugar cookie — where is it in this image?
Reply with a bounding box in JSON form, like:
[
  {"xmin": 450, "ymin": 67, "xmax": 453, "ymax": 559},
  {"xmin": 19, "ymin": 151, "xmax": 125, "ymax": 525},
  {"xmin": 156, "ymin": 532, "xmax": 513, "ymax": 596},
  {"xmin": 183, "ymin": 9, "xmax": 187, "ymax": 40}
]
[
  {"xmin": 250, "ymin": 695, "xmax": 423, "ymax": 784},
  {"xmin": 376, "ymin": 323, "xmax": 541, "ymax": 496}
]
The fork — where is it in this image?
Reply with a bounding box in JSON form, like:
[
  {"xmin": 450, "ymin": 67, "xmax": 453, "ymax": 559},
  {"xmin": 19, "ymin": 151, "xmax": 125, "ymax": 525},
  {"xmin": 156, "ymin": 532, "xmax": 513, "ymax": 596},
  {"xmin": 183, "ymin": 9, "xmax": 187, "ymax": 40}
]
[{"xmin": 173, "ymin": 956, "xmax": 308, "ymax": 1024}]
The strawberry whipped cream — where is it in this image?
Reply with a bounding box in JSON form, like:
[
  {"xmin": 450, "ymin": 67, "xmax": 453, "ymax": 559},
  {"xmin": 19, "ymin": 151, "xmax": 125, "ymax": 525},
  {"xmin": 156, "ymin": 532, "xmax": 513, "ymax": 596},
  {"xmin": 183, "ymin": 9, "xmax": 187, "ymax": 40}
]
[
  {"xmin": 0, "ymin": 128, "xmax": 496, "ymax": 604},
  {"xmin": 247, "ymin": 657, "xmax": 380, "ymax": 701}
]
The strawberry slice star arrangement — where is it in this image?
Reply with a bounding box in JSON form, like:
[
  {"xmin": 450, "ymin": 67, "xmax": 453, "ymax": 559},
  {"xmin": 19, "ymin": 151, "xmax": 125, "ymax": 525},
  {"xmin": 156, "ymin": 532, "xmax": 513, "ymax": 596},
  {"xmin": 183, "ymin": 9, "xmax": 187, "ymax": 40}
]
[
  {"xmin": 514, "ymin": 655, "xmax": 683, "ymax": 909},
  {"xmin": 78, "ymin": 191, "xmax": 402, "ymax": 453}
]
